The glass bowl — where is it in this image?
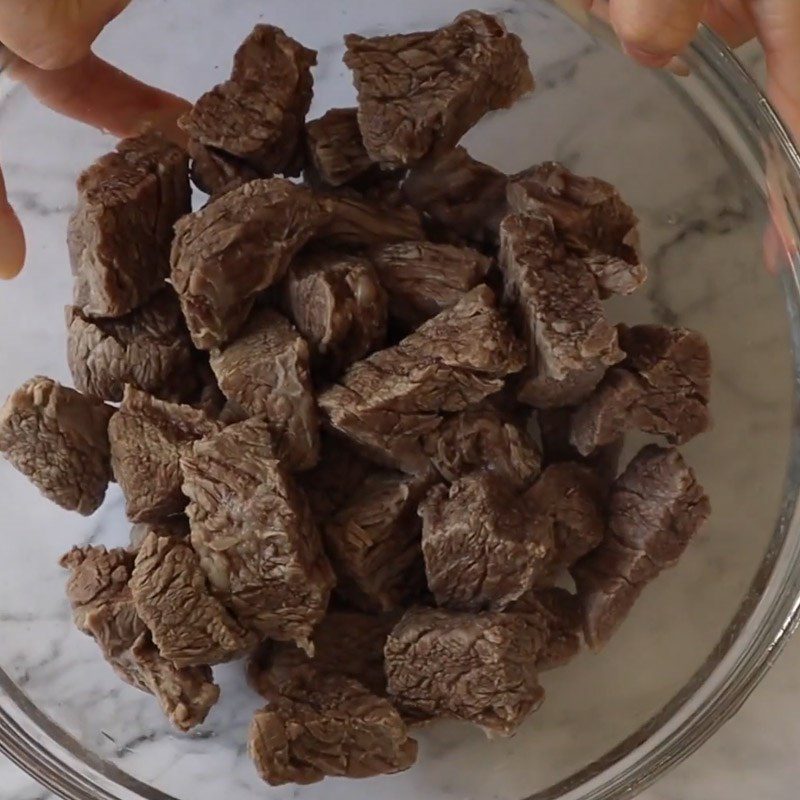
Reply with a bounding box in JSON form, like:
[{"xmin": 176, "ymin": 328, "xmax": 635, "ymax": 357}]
[{"xmin": 1, "ymin": 1, "xmax": 799, "ymax": 799}]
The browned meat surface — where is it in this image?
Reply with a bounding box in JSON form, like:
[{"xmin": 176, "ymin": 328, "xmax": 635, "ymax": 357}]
[
  {"xmin": 508, "ymin": 162, "xmax": 646, "ymax": 296},
  {"xmin": 403, "ymin": 146, "xmax": 508, "ymax": 245},
  {"xmin": 130, "ymin": 532, "xmax": 257, "ymax": 666},
  {"xmin": 423, "ymin": 406, "xmax": 540, "ymax": 487},
  {"xmin": 321, "ymin": 193, "xmax": 425, "ymax": 245},
  {"xmin": 323, "ymin": 470, "xmax": 433, "ymax": 612},
  {"xmin": 570, "ymin": 325, "xmax": 712, "ymax": 455},
  {"xmin": 60, "ymin": 546, "xmax": 219, "ymax": 731},
  {"xmin": 318, "ymin": 286, "xmax": 526, "ymax": 472},
  {"xmin": 0, "ymin": 377, "xmax": 113, "ymax": 515},
  {"xmin": 181, "ymin": 418, "xmax": 335, "ymax": 650},
  {"xmin": 249, "ymin": 667, "xmax": 417, "ymax": 785},
  {"xmin": 109, "ymin": 387, "xmax": 222, "ymax": 523},
  {"xmin": 66, "ymin": 288, "xmax": 197, "ymax": 403},
  {"xmin": 129, "ymin": 518, "xmax": 190, "ymax": 552},
  {"xmin": 369, "ymin": 241, "xmax": 491, "ymax": 327},
  {"xmin": 209, "ymin": 308, "xmax": 320, "ymax": 470},
  {"xmin": 385, "ymin": 607, "xmax": 544, "ymax": 735},
  {"xmin": 283, "ymin": 251, "xmax": 388, "ymax": 378},
  {"xmin": 249, "ymin": 611, "xmax": 397, "ymax": 697},
  {"xmin": 571, "ymin": 445, "xmax": 710, "ymax": 648},
  {"xmin": 421, "ymin": 472, "xmax": 552, "ymax": 611},
  {"xmin": 68, "ymin": 133, "xmax": 190, "ymax": 318},
  {"xmin": 180, "ymin": 25, "xmax": 316, "ymax": 193},
  {"xmin": 499, "ymin": 212, "xmax": 623, "ymax": 409},
  {"xmin": 344, "ymin": 12, "xmax": 533, "ymax": 167}
]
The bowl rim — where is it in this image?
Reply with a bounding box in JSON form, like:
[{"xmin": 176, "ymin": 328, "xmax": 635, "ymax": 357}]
[{"xmin": 1, "ymin": 12, "xmax": 800, "ymax": 800}]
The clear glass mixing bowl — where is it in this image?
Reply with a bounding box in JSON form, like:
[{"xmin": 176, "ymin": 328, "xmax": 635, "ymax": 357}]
[{"xmin": 1, "ymin": 1, "xmax": 799, "ymax": 799}]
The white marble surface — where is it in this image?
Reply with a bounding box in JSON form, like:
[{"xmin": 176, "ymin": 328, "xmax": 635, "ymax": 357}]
[{"xmin": 0, "ymin": 3, "xmax": 798, "ymax": 799}]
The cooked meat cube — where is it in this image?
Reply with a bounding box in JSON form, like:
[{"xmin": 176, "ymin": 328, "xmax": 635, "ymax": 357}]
[
  {"xmin": 508, "ymin": 162, "xmax": 646, "ymax": 296},
  {"xmin": 369, "ymin": 241, "xmax": 491, "ymax": 327},
  {"xmin": 385, "ymin": 607, "xmax": 544, "ymax": 736},
  {"xmin": 180, "ymin": 25, "xmax": 317, "ymax": 193},
  {"xmin": 0, "ymin": 377, "xmax": 113, "ymax": 514},
  {"xmin": 321, "ymin": 192, "xmax": 425, "ymax": 245},
  {"xmin": 249, "ymin": 667, "xmax": 417, "ymax": 785},
  {"xmin": 324, "ymin": 470, "xmax": 433, "ymax": 612},
  {"xmin": 130, "ymin": 531, "xmax": 257, "ymax": 666},
  {"xmin": 318, "ymin": 286, "xmax": 526, "ymax": 472},
  {"xmin": 571, "ymin": 445, "xmax": 710, "ymax": 648},
  {"xmin": 187, "ymin": 140, "xmax": 261, "ymax": 196},
  {"xmin": 66, "ymin": 288, "xmax": 197, "ymax": 403},
  {"xmin": 421, "ymin": 472, "xmax": 552, "ymax": 611},
  {"xmin": 109, "ymin": 387, "xmax": 222, "ymax": 522},
  {"xmin": 283, "ymin": 251, "xmax": 388, "ymax": 378},
  {"xmin": 129, "ymin": 517, "xmax": 190, "ymax": 552},
  {"xmin": 508, "ymin": 587, "xmax": 583, "ymax": 670},
  {"xmin": 570, "ymin": 325, "xmax": 712, "ymax": 455},
  {"xmin": 525, "ymin": 462, "xmax": 606, "ymax": 574},
  {"xmin": 60, "ymin": 546, "xmax": 219, "ymax": 731},
  {"xmin": 403, "ymin": 146, "xmax": 508, "ymax": 245},
  {"xmin": 249, "ymin": 611, "xmax": 397, "ymax": 697},
  {"xmin": 68, "ymin": 133, "xmax": 190, "ymax": 318},
  {"xmin": 209, "ymin": 308, "xmax": 320, "ymax": 470},
  {"xmin": 499, "ymin": 212, "xmax": 623, "ymax": 408},
  {"xmin": 181, "ymin": 418, "xmax": 335, "ymax": 650},
  {"xmin": 344, "ymin": 12, "xmax": 534, "ymax": 167},
  {"xmin": 423, "ymin": 406, "xmax": 540, "ymax": 487}
]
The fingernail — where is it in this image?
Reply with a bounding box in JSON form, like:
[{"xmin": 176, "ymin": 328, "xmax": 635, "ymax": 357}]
[
  {"xmin": 0, "ymin": 205, "xmax": 26, "ymax": 279},
  {"xmin": 622, "ymin": 43, "xmax": 673, "ymax": 69}
]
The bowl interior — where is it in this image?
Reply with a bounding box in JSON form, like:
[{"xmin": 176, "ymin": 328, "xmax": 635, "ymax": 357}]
[{"xmin": 0, "ymin": 1, "xmax": 794, "ymax": 799}]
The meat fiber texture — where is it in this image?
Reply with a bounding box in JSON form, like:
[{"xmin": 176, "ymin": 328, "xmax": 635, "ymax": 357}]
[
  {"xmin": 385, "ymin": 607, "xmax": 544, "ymax": 736},
  {"xmin": 67, "ymin": 287, "xmax": 198, "ymax": 403},
  {"xmin": 181, "ymin": 417, "xmax": 335, "ymax": 651},
  {"xmin": 209, "ymin": 308, "xmax": 320, "ymax": 470},
  {"xmin": 0, "ymin": 377, "xmax": 114, "ymax": 515},
  {"xmin": 109, "ymin": 386, "xmax": 222, "ymax": 523},
  {"xmin": 318, "ymin": 285, "xmax": 527, "ymax": 473},
  {"xmin": 180, "ymin": 24, "xmax": 317, "ymax": 193},
  {"xmin": 571, "ymin": 445, "xmax": 710, "ymax": 648},
  {"xmin": 68, "ymin": 133, "xmax": 190, "ymax": 318},
  {"xmin": 248, "ymin": 667, "xmax": 417, "ymax": 785},
  {"xmin": 344, "ymin": 11, "xmax": 534, "ymax": 167},
  {"xmin": 60, "ymin": 546, "xmax": 219, "ymax": 731}
]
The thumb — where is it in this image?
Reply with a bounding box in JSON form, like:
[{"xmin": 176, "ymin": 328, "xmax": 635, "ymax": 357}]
[{"xmin": 0, "ymin": 165, "xmax": 25, "ymax": 279}]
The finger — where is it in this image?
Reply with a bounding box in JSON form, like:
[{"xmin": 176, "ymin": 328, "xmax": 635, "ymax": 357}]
[
  {"xmin": 704, "ymin": 1, "xmax": 756, "ymax": 46},
  {"xmin": 0, "ymin": 164, "xmax": 25, "ymax": 280},
  {"xmin": 0, "ymin": 0, "xmax": 131, "ymax": 70},
  {"xmin": 10, "ymin": 54, "xmax": 191, "ymax": 148},
  {"xmin": 610, "ymin": 0, "xmax": 707, "ymax": 67}
]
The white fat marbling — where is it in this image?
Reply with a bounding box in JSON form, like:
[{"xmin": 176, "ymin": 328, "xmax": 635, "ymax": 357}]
[{"xmin": 0, "ymin": 1, "xmax": 796, "ymax": 797}]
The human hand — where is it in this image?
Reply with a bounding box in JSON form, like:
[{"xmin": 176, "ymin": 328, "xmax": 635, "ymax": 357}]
[{"xmin": 0, "ymin": 0, "xmax": 190, "ymax": 280}]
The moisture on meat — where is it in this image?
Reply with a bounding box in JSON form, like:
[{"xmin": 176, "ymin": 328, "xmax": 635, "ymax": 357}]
[
  {"xmin": 209, "ymin": 308, "xmax": 320, "ymax": 470},
  {"xmin": 508, "ymin": 162, "xmax": 646, "ymax": 296},
  {"xmin": 180, "ymin": 24, "xmax": 317, "ymax": 193},
  {"xmin": 109, "ymin": 386, "xmax": 222, "ymax": 523},
  {"xmin": 130, "ymin": 532, "xmax": 258, "ymax": 666},
  {"xmin": 323, "ymin": 470, "xmax": 434, "ymax": 612},
  {"xmin": 318, "ymin": 286, "xmax": 527, "ymax": 472},
  {"xmin": 403, "ymin": 146, "xmax": 508, "ymax": 245},
  {"xmin": 423, "ymin": 406, "xmax": 541, "ymax": 487},
  {"xmin": 282, "ymin": 250, "xmax": 388, "ymax": 379},
  {"xmin": 570, "ymin": 324, "xmax": 712, "ymax": 455},
  {"xmin": 369, "ymin": 241, "xmax": 491, "ymax": 327},
  {"xmin": 384, "ymin": 607, "xmax": 544, "ymax": 735},
  {"xmin": 68, "ymin": 132, "xmax": 190, "ymax": 318},
  {"xmin": 420, "ymin": 472, "xmax": 553, "ymax": 611},
  {"xmin": 344, "ymin": 11, "xmax": 534, "ymax": 167},
  {"xmin": 181, "ymin": 417, "xmax": 335, "ymax": 650},
  {"xmin": 66, "ymin": 287, "xmax": 198, "ymax": 403},
  {"xmin": 249, "ymin": 611, "xmax": 397, "ymax": 697},
  {"xmin": 0, "ymin": 377, "xmax": 114, "ymax": 515},
  {"xmin": 571, "ymin": 445, "xmax": 710, "ymax": 648},
  {"xmin": 499, "ymin": 212, "xmax": 623, "ymax": 409},
  {"xmin": 60, "ymin": 546, "xmax": 219, "ymax": 731},
  {"xmin": 248, "ymin": 667, "xmax": 417, "ymax": 786}
]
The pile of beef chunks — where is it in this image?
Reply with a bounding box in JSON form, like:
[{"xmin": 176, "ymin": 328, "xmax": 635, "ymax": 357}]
[{"xmin": 0, "ymin": 12, "xmax": 713, "ymax": 787}]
